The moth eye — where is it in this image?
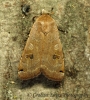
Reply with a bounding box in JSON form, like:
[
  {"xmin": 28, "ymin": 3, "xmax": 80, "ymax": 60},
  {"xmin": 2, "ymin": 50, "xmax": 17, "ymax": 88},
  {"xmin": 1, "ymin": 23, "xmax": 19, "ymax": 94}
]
[{"xmin": 53, "ymin": 54, "xmax": 60, "ymax": 59}]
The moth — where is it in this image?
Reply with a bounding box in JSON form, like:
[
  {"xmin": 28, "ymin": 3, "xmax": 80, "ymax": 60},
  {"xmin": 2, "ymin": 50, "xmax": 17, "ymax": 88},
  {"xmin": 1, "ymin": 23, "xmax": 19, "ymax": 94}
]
[{"xmin": 18, "ymin": 14, "xmax": 64, "ymax": 81}]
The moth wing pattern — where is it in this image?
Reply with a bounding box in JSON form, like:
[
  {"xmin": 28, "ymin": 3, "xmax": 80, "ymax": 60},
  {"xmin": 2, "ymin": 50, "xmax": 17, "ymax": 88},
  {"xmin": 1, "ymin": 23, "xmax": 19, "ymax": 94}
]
[{"xmin": 18, "ymin": 14, "xmax": 64, "ymax": 81}]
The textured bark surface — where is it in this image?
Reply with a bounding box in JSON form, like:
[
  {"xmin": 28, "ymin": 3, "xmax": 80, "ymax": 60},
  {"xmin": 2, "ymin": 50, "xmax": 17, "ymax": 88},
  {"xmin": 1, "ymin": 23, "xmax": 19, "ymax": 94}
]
[{"xmin": 0, "ymin": 0, "xmax": 90, "ymax": 100}]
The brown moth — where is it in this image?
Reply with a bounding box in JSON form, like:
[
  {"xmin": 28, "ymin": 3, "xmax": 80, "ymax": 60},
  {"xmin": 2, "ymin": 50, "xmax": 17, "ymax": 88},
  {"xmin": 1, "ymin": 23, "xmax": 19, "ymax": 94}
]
[{"xmin": 18, "ymin": 14, "xmax": 64, "ymax": 81}]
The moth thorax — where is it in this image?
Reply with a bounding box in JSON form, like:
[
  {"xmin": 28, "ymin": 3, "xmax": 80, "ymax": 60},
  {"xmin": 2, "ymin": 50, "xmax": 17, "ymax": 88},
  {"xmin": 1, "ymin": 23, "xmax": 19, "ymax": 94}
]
[{"xmin": 41, "ymin": 22, "xmax": 51, "ymax": 36}]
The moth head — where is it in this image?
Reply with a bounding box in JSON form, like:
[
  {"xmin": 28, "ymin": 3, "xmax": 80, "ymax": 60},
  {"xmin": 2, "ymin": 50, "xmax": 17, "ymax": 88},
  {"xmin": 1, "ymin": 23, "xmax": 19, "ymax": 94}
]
[
  {"xmin": 37, "ymin": 21, "xmax": 54, "ymax": 36},
  {"xmin": 36, "ymin": 14, "xmax": 55, "ymax": 35}
]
